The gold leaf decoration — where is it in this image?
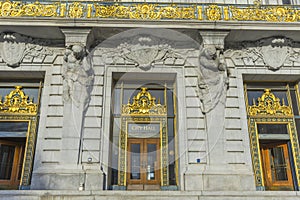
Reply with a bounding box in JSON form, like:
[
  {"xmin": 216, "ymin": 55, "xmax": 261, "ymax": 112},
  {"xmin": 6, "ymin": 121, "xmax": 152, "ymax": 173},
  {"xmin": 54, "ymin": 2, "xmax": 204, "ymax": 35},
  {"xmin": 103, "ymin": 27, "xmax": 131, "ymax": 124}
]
[
  {"xmin": 0, "ymin": 86, "xmax": 37, "ymax": 114},
  {"xmin": 0, "ymin": 1, "xmax": 299, "ymax": 22},
  {"xmin": 206, "ymin": 5, "xmax": 221, "ymax": 20},
  {"xmin": 248, "ymin": 89, "xmax": 292, "ymax": 116},
  {"xmin": 122, "ymin": 87, "xmax": 166, "ymax": 115}
]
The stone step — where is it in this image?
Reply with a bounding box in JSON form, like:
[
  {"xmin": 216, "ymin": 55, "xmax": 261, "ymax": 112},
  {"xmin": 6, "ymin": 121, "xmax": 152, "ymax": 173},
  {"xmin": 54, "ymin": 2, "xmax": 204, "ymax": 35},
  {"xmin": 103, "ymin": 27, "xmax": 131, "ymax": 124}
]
[{"xmin": 0, "ymin": 191, "xmax": 300, "ymax": 200}]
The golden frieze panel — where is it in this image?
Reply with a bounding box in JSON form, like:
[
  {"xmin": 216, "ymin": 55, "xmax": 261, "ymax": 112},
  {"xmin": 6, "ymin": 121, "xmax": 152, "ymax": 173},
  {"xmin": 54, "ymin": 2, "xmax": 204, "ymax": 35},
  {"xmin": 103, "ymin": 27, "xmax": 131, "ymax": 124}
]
[
  {"xmin": 0, "ymin": 86, "xmax": 37, "ymax": 114},
  {"xmin": 248, "ymin": 89, "xmax": 292, "ymax": 116},
  {"xmin": 122, "ymin": 87, "xmax": 166, "ymax": 115},
  {"xmin": 0, "ymin": 1, "xmax": 300, "ymax": 22}
]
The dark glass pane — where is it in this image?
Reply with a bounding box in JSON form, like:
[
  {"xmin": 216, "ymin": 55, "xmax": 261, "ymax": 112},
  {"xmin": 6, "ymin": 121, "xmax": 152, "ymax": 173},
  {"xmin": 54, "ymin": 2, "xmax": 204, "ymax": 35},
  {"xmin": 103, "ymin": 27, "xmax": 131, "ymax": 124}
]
[
  {"xmin": 0, "ymin": 144, "xmax": 15, "ymax": 180},
  {"xmin": 296, "ymin": 119, "xmax": 300, "ymax": 146},
  {"xmin": 247, "ymin": 88, "xmax": 288, "ymax": 107},
  {"xmin": 147, "ymin": 144, "xmax": 157, "ymax": 180},
  {"xmin": 23, "ymin": 88, "xmax": 39, "ymax": 104},
  {"xmin": 168, "ymin": 119, "xmax": 175, "ymax": 163},
  {"xmin": 113, "ymin": 88, "xmax": 121, "ymax": 115},
  {"xmin": 168, "ymin": 119, "xmax": 174, "ymax": 138},
  {"xmin": 257, "ymin": 124, "xmax": 288, "ymax": 134},
  {"xmin": 290, "ymin": 90, "xmax": 299, "ymax": 115},
  {"xmin": 123, "ymin": 89, "xmax": 139, "ymax": 104},
  {"xmin": 130, "ymin": 144, "xmax": 141, "ymax": 180},
  {"xmin": 269, "ymin": 147, "xmax": 288, "ymax": 181},
  {"xmin": 247, "ymin": 91, "xmax": 264, "ymax": 106},
  {"xmin": 282, "ymin": 0, "xmax": 291, "ymax": 4},
  {"xmin": 111, "ymin": 117, "xmax": 120, "ymax": 185},
  {"xmin": 167, "ymin": 89, "xmax": 174, "ymax": 117},
  {"xmin": 273, "ymin": 91, "xmax": 288, "ymax": 106},
  {"xmin": 18, "ymin": 147, "xmax": 24, "ymax": 180},
  {"xmin": 0, "ymin": 122, "xmax": 28, "ymax": 137},
  {"xmin": 0, "ymin": 87, "xmax": 39, "ymax": 104},
  {"xmin": 148, "ymin": 89, "xmax": 164, "ymax": 105},
  {"xmin": 246, "ymin": 82, "xmax": 287, "ymax": 89},
  {"xmin": 169, "ymin": 163, "xmax": 176, "ymax": 185},
  {"xmin": 111, "ymin": 168, "xmax": 118, "ymax": 185},
  {"xmin": 167, "ymin": 118, "xmax": 176, "ymax": 185}
]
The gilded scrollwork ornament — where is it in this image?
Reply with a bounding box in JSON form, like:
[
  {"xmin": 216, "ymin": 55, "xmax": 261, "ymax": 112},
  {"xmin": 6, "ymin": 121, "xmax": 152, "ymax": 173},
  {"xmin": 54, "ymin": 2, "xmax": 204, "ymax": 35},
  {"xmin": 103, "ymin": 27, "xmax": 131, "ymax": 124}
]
[
  {"xmin": 122, "ymin": 87, "xmax": 166, "ymax": 115},
  {"xmin": 0, "ymin": 1, "xmax": 300, "ymax": 22},
  {"xmin": 206, "ymin": 5, "xmax": 222, "ymax": 21},
  {"xmin": 0, "ymin": 86, "xmax": 37, "ymax": 114},
  {"xmin": 248, "ymin": 89, "xmax": 292, "ymax": 116},
  {"xmin": 68, "ymin": 2, "xmax": 84, "ymax": 18}
]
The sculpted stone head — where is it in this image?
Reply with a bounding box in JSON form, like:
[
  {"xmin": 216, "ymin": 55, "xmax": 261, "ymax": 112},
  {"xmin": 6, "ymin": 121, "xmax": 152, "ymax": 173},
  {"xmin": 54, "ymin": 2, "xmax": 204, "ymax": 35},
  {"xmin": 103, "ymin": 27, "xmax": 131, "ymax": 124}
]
[{"xmin": 204, "ymin": 45, "xmax": 217, "ymax": 60}]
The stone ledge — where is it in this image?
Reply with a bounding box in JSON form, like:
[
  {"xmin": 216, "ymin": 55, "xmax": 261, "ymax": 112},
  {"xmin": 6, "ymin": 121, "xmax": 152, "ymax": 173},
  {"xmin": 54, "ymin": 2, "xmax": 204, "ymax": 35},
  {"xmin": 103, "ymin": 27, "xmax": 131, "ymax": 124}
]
[{"xmin": 0, "ymin": 190, "xmax": 300, "ymax": 200}]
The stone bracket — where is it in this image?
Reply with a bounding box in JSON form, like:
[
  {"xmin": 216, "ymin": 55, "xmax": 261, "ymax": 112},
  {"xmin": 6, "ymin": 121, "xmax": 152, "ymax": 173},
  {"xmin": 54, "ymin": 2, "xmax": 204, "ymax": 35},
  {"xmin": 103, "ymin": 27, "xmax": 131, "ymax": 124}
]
[{"xmin": 199, "ymin": 31, "xmax": 229, "ymax": 50}]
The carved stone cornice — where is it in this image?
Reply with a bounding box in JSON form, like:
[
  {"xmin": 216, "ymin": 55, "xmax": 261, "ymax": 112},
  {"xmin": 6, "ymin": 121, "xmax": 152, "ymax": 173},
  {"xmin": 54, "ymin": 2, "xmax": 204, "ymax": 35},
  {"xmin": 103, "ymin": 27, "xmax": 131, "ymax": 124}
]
[
  {"xmin": 248, "ymin": 89, "xmax": 292, "ymax": 117},
  {"xmin": 0, "ymin": 86, "xmax": 37, "ymax": 115},
  {"xmin": 0, "ymin": 32, "xmax": 53, "ymax": 67},
  {"xmin": 225, "ymin": 36, "xmax": 300, "ymax": 70}
]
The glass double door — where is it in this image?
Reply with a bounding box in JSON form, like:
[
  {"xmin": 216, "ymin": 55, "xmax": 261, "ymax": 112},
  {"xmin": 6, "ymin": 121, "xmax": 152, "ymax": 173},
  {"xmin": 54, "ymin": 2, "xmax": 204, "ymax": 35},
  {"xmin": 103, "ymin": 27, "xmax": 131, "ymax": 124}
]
[
  {"xmin": 127, "ymin": 138, "xmax": 160, "ymax": 190},
  {"xmin": 260, "ymin": 142, "xmax": 294, "ymax": 190}
]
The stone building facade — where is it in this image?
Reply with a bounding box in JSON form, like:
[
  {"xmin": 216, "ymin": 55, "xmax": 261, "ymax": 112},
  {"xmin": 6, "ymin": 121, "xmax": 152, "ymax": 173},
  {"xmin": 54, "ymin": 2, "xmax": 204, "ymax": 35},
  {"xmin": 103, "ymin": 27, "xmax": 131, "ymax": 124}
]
[{"xmin": 1, "ymin": 0, "xmax": 300, "ymax": 199}]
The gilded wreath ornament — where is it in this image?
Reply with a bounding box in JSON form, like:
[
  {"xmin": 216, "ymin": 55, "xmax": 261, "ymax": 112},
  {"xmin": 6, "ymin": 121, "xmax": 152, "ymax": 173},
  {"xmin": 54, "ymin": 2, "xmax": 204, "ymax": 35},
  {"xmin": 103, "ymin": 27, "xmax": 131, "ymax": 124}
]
[{"xmin": 248, "ymin": 89, "xmax": 292, "ymax": 116}]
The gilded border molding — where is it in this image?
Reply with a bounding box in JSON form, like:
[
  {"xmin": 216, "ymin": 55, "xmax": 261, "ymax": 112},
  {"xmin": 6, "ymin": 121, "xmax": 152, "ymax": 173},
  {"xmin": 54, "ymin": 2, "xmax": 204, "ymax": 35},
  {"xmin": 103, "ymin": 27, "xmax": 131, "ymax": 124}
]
[
  {"xmin": 118, "ymin": 88, "xmax": 169, "ymax": 187},
  {"xmin": 0, "ymin": 115, "xmax": 38, "ymax": 187},
  {"xmin": 0, "ymin": 1, "xmax": 300, "ymax": 22},
  {"xmin": 248, "ymin": 118, "xmax": 300, "ymax": 189}
]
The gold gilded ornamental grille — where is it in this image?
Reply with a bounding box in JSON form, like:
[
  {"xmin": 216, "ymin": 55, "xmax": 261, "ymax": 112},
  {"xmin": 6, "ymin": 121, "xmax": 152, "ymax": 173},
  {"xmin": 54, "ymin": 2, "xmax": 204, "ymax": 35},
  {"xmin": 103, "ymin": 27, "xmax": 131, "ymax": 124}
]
[
  {"xmin": 0, "ymin": 86, "xmax": 39, "ymax": 187},
  {"xmin": 246, "ymin": 88, "xmax": 300, "ymax": 190},
  {"xmin": 118, "ymin": 87, "xmax": 169, "ymax": 187},
  {"xmin": 1, "ymin": 1, "xmax": 300, "ymax": 22}
]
